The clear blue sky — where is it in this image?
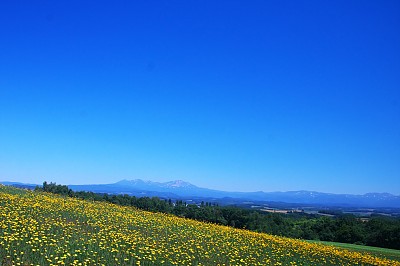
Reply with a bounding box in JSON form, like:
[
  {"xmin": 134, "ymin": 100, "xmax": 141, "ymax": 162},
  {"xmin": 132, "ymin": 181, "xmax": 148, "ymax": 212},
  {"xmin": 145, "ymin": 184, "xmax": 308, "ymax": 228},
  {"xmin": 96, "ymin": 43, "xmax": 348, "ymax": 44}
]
[{"xmin": 1, "ymin": 1, "xmax": 399, "ymax": 194}]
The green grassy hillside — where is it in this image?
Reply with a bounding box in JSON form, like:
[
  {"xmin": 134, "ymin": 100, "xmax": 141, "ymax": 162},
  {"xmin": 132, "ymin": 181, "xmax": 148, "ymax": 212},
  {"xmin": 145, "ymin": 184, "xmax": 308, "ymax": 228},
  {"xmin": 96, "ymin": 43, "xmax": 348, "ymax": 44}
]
[
  {"xmin": 309, "ymin": 240, "xmax": 400, "ymax": 262},
  {"xmin": 1, "ymin": 185, "xmax": 399, "ymax": 266}
]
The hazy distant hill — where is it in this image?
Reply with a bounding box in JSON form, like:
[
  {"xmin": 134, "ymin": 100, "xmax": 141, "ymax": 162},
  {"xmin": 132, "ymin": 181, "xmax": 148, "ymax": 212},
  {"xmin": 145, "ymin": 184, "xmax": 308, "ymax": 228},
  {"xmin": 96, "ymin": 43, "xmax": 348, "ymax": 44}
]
[
  {"xmin": 2, "ymin": 179, "xmax": 400, "ymax": 208},
  {"xmin": 67, "ymin": 179, "xmax": 400, "ymax": 208},
  {"xmin": 0, "ymin": 181, "xmax": 38, "ymax": 190}
]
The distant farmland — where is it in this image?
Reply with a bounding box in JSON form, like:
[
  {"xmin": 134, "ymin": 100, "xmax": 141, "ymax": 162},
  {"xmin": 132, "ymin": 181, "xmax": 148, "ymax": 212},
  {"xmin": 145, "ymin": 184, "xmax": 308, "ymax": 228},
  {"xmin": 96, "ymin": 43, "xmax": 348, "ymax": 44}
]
[{"xmin": 0, "ymin": 185, "xmax": 399, "ymax": 265}]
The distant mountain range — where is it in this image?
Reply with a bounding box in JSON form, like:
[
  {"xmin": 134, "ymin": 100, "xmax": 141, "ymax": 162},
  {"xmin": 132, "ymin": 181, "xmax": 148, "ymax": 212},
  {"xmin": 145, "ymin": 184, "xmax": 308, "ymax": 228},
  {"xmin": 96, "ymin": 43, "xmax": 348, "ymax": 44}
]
[{"xmin": 1, "ymin": 179, "xmax": 400, "ymax": 208}]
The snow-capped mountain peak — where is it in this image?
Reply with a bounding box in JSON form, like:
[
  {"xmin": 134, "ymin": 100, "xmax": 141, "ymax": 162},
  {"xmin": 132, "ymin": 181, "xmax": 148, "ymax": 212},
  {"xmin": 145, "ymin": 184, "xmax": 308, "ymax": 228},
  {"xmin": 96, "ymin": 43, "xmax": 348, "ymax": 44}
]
[
  {"xmin": 163, "ymin": 180, "xmax": 196, "ymax": 188},
  {"xmin": 115, "ymin": 179, "xmax": 197, "ymax": 190}
]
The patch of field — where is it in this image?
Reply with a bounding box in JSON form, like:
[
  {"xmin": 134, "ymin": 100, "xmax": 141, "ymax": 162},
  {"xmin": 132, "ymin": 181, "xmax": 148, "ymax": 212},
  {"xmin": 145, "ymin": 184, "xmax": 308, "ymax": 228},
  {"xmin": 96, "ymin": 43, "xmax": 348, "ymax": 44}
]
[
  {"xmin": 309, "ymin": 240, "xmax": 400, "ymax": 262},
  {"xmin": 1, "ymin": 185, "xmax": 399, "ymax": 265}
]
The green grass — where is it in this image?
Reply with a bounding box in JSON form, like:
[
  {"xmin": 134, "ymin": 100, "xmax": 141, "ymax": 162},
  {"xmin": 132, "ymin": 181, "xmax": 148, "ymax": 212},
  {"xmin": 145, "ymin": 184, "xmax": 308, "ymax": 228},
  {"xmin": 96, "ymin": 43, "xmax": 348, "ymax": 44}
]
[
  {"xmin": 0, "ymin": 185, "xmax": 29, "ymax": 195},
  {"xmin": 308, "ymin": 240, "xmax": 400, "ymax": 262},
  {"xmin": 1, "ymin": 185, "xmax": 399, "ymax": 265}
]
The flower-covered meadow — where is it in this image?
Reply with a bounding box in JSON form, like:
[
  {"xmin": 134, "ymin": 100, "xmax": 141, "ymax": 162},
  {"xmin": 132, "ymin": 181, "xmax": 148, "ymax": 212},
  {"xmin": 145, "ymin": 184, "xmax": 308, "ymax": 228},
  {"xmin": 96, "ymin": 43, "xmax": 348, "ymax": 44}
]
[{"xmin": 0, "ymin": 185, "xmax": 398, "ymax": 266}]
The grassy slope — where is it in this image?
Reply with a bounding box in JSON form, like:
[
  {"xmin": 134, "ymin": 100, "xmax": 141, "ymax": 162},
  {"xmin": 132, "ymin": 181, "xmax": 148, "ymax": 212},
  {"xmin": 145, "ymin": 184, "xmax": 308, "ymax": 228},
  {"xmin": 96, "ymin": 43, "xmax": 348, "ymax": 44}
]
[
  {"xmin": 309, "ymin": 240, "xmax": 400, "ymax": 262},
  {"xmin": 1, "ymin": 185, "xmax": 399, "ymax": 265}
]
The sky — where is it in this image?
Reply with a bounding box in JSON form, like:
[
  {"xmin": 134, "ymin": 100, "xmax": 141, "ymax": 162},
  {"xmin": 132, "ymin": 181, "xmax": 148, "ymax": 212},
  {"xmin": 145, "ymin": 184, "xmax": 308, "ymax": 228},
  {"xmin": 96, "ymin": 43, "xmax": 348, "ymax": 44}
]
[{"xmin": 0, "ymin": 1, "xmax": 399, "ymax": 195}]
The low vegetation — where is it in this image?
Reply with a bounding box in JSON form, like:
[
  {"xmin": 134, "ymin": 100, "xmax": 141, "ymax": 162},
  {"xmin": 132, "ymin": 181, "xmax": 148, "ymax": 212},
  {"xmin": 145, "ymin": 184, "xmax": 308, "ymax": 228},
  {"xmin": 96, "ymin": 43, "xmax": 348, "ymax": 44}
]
[
  {"xmin": 308, "ymin": 241, "xmax": 400, "ymax": 262},
  {"xmin": 37, "ymin": 182, "xmax": 400, "ymax": 250},
  {"xmin": 1, "ymin": 185, "xmax": 399, "ymax": 265}
]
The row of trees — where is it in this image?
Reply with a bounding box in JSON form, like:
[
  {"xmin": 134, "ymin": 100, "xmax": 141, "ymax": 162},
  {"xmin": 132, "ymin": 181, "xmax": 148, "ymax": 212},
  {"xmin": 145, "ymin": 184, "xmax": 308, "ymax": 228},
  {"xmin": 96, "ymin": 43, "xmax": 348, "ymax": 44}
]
[{"xmin": 37, "ymin": 182, "xmax": 400, "ymax": 250}]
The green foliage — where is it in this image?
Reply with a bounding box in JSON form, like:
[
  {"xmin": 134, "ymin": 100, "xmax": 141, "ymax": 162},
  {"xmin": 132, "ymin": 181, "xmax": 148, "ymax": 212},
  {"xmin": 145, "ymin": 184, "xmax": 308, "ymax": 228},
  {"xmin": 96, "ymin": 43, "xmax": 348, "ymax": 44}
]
[
  {"xmin": 3, "ymin": 185, "xmax": 398, "ymax": 266},
  {"xmin": 309, "ymin": 241, "xmax": 400, "ymax": 262},
  {"xmin": 40, "ymin": 181, "xmax": 400, "ymax": 250}
]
